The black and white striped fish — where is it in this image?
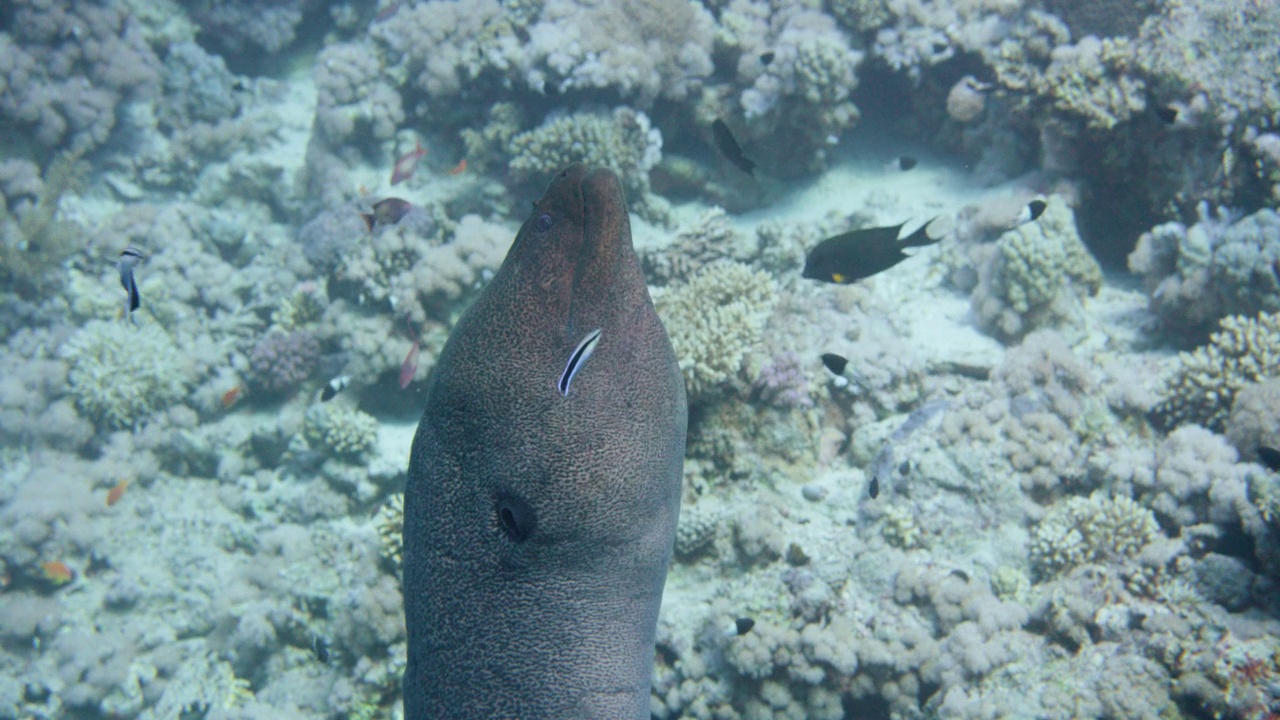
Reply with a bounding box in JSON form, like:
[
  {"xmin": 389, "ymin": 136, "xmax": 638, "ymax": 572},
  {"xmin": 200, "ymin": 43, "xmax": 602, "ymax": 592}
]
[{"xmin": 117, "ymin": 246, "xmax": 145, "ymax": 323}]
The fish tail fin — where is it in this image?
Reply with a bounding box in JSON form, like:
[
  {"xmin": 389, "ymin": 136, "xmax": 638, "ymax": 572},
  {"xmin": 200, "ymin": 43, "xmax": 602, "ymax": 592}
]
[
  {"xmin": 901, "ymin": 217, "xmax": 941, "ymax": 248},
  {"xmin": 360, "ymin": 213, "xmax": 376, "ymax": 232},
  {"xmin": 121, "ymin": 271, "xmax": 140, "ymax": 312}
]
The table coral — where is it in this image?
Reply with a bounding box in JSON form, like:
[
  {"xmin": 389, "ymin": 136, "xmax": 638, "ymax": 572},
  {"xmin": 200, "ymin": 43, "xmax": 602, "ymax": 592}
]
[
  {"xmin": 1150, "ymin": 311, "xmax": 1280, "ymax": 432},
  {"xmin": 655, "ymin": 261, "xmax": 776, "ymax": 402},
  {"xmin": 61, "ymin": 320, "xmax": 194, "ymax": 430}
]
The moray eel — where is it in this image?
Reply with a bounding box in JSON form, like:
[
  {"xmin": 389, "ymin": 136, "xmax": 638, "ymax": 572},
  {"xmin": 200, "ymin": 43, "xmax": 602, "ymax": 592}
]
[{"xmin": 403, "ymin": 164, "xmax": 688, "ymax": 719}]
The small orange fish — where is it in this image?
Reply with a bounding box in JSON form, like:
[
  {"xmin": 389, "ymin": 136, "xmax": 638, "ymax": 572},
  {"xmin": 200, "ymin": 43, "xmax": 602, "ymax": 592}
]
[
  {"xmin": 222, "ymin": 385, "xmax": 245, "ymax": 409},
  {"xmin": 449, "ymin": 158, "xmax": 467, "ymax": 175},
  {"xmin": 106, "ymin": 480, "xmax": 129, "ymax": 507},
  {"xmin": 41, "ymin": 561, "xmax": 73, "ymax": 585},
  {"xmin": 390, "ymin": 141, "xmax": 427, "ymax": 185}
]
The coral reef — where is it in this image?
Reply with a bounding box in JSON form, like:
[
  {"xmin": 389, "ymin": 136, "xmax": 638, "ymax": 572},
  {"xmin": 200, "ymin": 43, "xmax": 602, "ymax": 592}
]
[
  {"xmin": 508, "ymin": 107, "xmax": 664, "ymax": 218},
  {"xmin": 1150, "ymin": 311, "xmax": 1280, "ymax": 432},
  {"xmin": 61, "ymin": 320, "xmax": 195, "ymax": 430},
  {"xmin": 1225, "ymin": 378, "xmax": 1280, "ymax": 461},
  {"xmin": 247, "ymin": 330, "xmax": 320, "ymax": 395},
  {"xmin": 970, "ymin": 196, "xmax": 1103, "ymax": 341},
  {"xmin": 655, "ymin": 261, "xmax": 776, "ymax": 402},
  {"xmin": 313, "ymin": 40, "xmax": 404, "ymax": 146},
  {"xmin": 1129, "ymin": 205, "xmax": 1280, "ymax": 342},
  {"xmin": 0, "ymin": 0, "xmax": 160, "ymax": 153},
  {"xmin": 1030, "ymin": 493, "xmax": 1161, "ymax": 580},
  {"xmin": 302, "ymin": 403, "xmax": 378, "ymax": 461}
]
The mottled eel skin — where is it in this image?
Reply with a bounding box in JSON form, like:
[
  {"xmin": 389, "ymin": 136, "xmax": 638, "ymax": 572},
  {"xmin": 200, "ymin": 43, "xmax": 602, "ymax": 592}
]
[{"xmin": 403, "ymin": 164, "xmax": 688, "ymax": 719}]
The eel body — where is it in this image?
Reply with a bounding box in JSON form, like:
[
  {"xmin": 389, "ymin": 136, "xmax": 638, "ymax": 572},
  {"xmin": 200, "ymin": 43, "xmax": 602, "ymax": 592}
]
[{"xmin": 403, "ymin": 164, "xmax": 687, "ymax": 719}]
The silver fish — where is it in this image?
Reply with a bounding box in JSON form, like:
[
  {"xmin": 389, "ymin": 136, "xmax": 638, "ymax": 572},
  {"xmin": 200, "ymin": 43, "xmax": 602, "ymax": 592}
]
[
  {"xmin": 558, "ymin": 328, "xmax": 601, "ymax": 396},
  {"xmin": 117, "ymin": 246, "xmax": 144, "ymax": 323}
]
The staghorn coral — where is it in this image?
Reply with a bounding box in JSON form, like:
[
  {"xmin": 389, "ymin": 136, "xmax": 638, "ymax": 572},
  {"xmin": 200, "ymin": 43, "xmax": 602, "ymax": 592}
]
[
  {"xmin": 1150, "ymin": 311, "xmax": 1280, "ymax": 432},
  {"xmin": 61, "ymin": 320, "xmax": 195, "ymax": 431},
  {"xmin": 1029, "ymin": 493, "xmax": 1161, "ymax": 580},
  {"xmin": 970, "ymin": 196, "xmax": 1102, "ymax": 341},
  {"xmin": 655, "ymin": 261, "xmax": 776, "ymax": 402}
]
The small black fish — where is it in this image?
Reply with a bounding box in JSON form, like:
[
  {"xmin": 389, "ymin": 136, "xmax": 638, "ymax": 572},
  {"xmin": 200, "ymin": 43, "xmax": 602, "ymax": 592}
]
[
  {"xmin": 117, "ymin": 246, "xmax": 144, "ymax": 322},
  {"xmin": 1258, "ymin": 446, "xmax": 1280, "ymax": 472},
  {"xmin": 320, "ymin": 375, "xmax": 349, "ymax": 402},
  {"xmin": 1023, "ymin": 199, "xmax": 1047, "ymax": 223},
  {"xmin": 1155, "ymin": 105, "xmax": 1178, "ymax": 124},
  {"xmin": 711, "ymin": 119, "xmax": 755, "ymax": 176},
  {"xmin": 312, "ymin": 635, "xmax": 330, "ymax": 664},
  {"xmin": 360, "ymin": 197, "xmax": 414, "ymax": 232},
  {"xmin": 950, "ymin": 569, "xmax": 970, "ymax": 582},
  {"xmin": 898, "ymin": 155, "xmax": 918, "ymax": 171},
  {"xmin": 869, "ymin": 475, "xmax": 879, "ymax": 499},
  {"xmin": 802, "ymin": 219, "xmax": 940, "ymax": 285},
  {"xmin": 735, "ymin": 618, "xmax": 755, "ymax": 635},
  {"xmin": 759, "ymin": 51, "xmax": 775, "ymax": 66},
  {"xmin": 820, "ymin": 353, "xmax": 848, "ymax": 376}
]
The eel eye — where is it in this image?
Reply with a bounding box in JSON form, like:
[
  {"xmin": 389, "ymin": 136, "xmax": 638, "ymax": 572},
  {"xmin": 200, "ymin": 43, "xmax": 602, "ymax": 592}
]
[
  {"xmin": 496, "ymin": 494, "xmax": 536, "ymax": 542},
  {"xmin": 535, "ymin": 213, "xmax": 554, "ymax": 233}
]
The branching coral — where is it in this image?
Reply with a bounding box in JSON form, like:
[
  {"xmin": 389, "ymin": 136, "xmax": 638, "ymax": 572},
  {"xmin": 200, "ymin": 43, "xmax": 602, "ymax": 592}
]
[
  {"xmin": 303, "ymin": 404, "xmax": 379, "ymax": 461},
  {"xmin": 1150, "ymin": 311, "xmax": 1280, "ymax": 432},
  {"xmin": 1135, "ymin": 0, "xmax": 1280, "ymax": 127},
  {"xmin": 1036, "ymin": 37, "xmax": 1146, "ymax": 131},
  {"xmin": 655, "ymin": 261, "xmax": 776, "ymax": 402},
  {"xmin": 508, "ymin": 107, "xmax": 663, "ymax": 203},
  {"xmin": 374, "ymin": 493, "xmax": 404, "ymax": 572},
  {"xmin": 1030, "ymin": 493, "xmax": 1161, "ymax": 580}
]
